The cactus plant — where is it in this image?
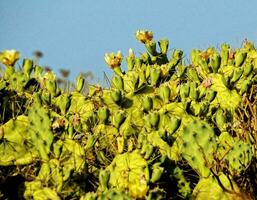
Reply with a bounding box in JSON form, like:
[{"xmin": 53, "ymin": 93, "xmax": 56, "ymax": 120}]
[{"xmin": 0, "ymin": 31, "xmax": 257, "ymax": 199}]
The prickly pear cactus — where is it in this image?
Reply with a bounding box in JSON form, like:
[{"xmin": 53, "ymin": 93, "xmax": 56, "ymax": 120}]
[{"xmin": 0, "ymin": 32, "xmax": 257, "ymax": 199}]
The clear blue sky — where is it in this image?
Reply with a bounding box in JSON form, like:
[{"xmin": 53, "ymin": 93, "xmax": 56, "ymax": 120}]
[{"xmin": 0, "ymin": 0, "xmax": 256, "ymax": 83}]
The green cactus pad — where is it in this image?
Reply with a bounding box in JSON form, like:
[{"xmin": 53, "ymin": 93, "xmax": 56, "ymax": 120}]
[
  {"xmin": 0, "ymin": 115, "xmax": 38, "ymax": 166},
  {"xmin": 105, "ymin": 151, "xmax": 150, "ymax": 199}
]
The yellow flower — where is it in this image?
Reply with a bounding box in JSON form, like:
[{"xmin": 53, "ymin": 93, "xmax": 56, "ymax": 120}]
[
  {"xmin": 0, "ymin": 50, "xmax": 20, "ymax": 66},
  {"xmin": 104, "ymin": 51, "xmax": 123, "ymax": 69},
  {"xmin": 135, "ymin": 30, "xmax": 153, "ymax": 44}
]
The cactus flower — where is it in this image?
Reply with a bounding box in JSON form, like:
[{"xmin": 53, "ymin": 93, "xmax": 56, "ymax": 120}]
[
  {"xmin": 104, "ymin": 51, "xmax": 123, "ymax": 69},
  {"xmin": 0, "ymin": 49, "xmax": 20, "ymax": 66},
  {"xmin": 126, "ymin": 48, "xmax": 135, "ymax": 70},
  {"xmin": 105, "ymin": 51, "xmax": 123, "ymax": 76},
  {"xmin": 135, "ymin": 30, "xmax": 153, "ymax": 44}
]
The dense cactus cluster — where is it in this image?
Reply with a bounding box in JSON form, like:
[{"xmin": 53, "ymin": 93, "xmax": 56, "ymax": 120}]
[{"xmin": 0, "ymin": 31, "xmax": 257, "ymax": 199}]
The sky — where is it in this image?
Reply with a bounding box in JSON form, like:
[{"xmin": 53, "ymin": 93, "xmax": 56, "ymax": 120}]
[{"xmin": 0, "ymin": 0, "xmax": 257, "ymax": 84}]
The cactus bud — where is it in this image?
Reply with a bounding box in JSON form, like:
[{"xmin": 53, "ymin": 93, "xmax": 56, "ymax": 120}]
[
  {"xmin": 117, "ymin": 136, "xmax": 125, "ymax": 154},
  {"xmin": 150, "ymin": 67, "xmax": 161, "ymax": 86},
  {"xmin": 34, "ymin": 65, "xmax": 43, "ymax": 78},
  {"xmin": 142, "ymin": 96, "xmax": 153, "ymax": 112},
  {"xmin": 99, "ymin": 169, "xmax": 110, "ymax": 191},
  {"xmin": 221, "ymin": 43, "xmax": 230, "ymax": 66},
  {"xmin": 149, "ymin": 111, "xmax": 160, "ymax": 128},
  {"xmin": 166, "ymin": 116, "xmax": 181, "ymax": 135},
  {"xmin": 84, "ymin": 134, "xmax": 96, "ymax": 150},
  {"xmin": 187, "ymin": 67, "xmax": 200, "ymax": 83},
  {"xmin": 189, "ymin": 82, "xmax": 199, "ymax": 101},
  {"xmin": 111, "ymin": 89, "xmax": 122, "ymax": 103},
  {"xmin": 112, "ymin": 111, "xmax": 126, "ymax": 128},
  {"xmin": 112, "ymin": 75, "xmax": 124, "ymax": 90},
  {"xmin": 215, "ymin": 109, "xmax": 226, "ymax": 131},
  {"xmin": 239, "ymin": 79, "xmax": 251, "ymax": 95},
  {"xmin": 235, "ymin": 51, "xmax": 247, "ymax": 67},
  {"xmin": 159, "ymin": 85, "xmax": 170, "ymax": 103},
  {"xmin": 151, "ymin": 163, "xmax": 164, "ymax": 183},
  {"xmin": 59, "ymin": 94, "xmax": 71, "ymax": 115},
  {"xmin": 97, "ymin": 107, "xmax": 109, "ymax": 124},
  {"xmin": 76, "ymin": 74, "xmax": 85, "ymax": 92},
  {"xmin": 4, "ymin": 66, "xmax": 15, "ymax": 79},
  {"xmin": 179, "ymin": 83, "xmax": 190, "ymax": 101},
  {"xmin": 46, "ymin": 80, "xmax": 57, "ymax": 96},
  {"xmin": 145, "ymin": 40, "xmax": 157, "ymax": 56},
  {"xmin": 126, "ymin": 48, "xmax": 135, "ymax": 70},
  {"xmin": 158, "ymin": 39, "xmax": 169, "ymax": 54},
  {"xmin": 145, "ymin": 64, "xmax": 151, "ymax": 79},
  {"xmin": 169, "ymin": 50, "xmax": 183, "ymax": 67},
  {"xmin": 242, "ymin": 63, "xmax": 253, "ymax": 77},
  {"xmin": 144, "ymin": 144, "xmax": 154, "ymax": 159},
  {"xmin": 231, "ymin": 68, "xmax": 243, "ymax": 83},
  {"xmin": 205, "ymin": 89, "xmax": 217, "ymax": 102},
  {"xmin": 209, "ymin": 53, "xmax": 221, "ymax": 73},
  {"xmin": 22, "ymin": 58, "xmax": 33, "ymax": 76}
]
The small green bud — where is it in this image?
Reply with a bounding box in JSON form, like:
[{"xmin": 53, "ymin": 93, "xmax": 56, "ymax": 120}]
[
  {"xmin": 97, "ymin": 107, "xmax": 109, "ymax": 124},
  {"xmin": 126, "ymin": 48, "xmax": 135, "ymax": 71},
  {"xmin": 112, "ymin": 111, "xmax": 126, "ymax": 128},
  {"xmin": 142, "ymin": 96, "xmax": 153, "ymax": 112},
  {"xmin": 34, "ymin": 65, "xmax": 43, "ymax": 78},
  {"xmin": 235, "ymin": 51, "xmax": 247, "ymax": 67},
  {"xmin": 151, "ymin": 163, "xmax": 164, "ymax": 183},
  {"xmin": 4, "ymin": 66, "xmax": 15, "ymax": 79},
  {"xmin": 242, "ymin": 63, "xmax": 253, "ymax": 77},
  {"xmin": 159, "ymin": 85, "xmax": 170, "ymax": 103},
  {"xmin": 59, "ymin": 94, "xmax": 71, "ymax": 115},
  {"xmin": 179, "ymin": 83, "xmax": 190, "ymax": 101},
  {"xmin": 111, "ymin": 89, "xmax": 122, "ymax": 103},
  {"xmin": 209, "ymin": 53, "xmax": 221, "ymax": 73},
  {"xmin": 22, "ymin": 58, "xmax": 33, "ymax": 76},
  {"xmin": 117, "ymin": 136, "xmax": 125, "ymax": 154},
  {"xmin": 149, "ymin": 111, "xmax": 160, "ymax": 128},
  {"xmin": 231, "ymin": 68, "xmax": 243, "ymax": 83},
  {"xmin": 150, "ymin": 67, "xmax": 161, "ymax": 86},
  {"xmin": 158, "ymin": 39, "xmax": 169, "ymax": 54},
  {"xmin": 76, "ymin": 74, "xmax": 85, "ymax": 92},
  {"xmin": 145, "ymin": 40, "xmax": 157, "ymax": 56},
  {"xmin": 46, "ymin": 80, "xmax": 57, "ymax": 96},
  {"xmin": 99, "ymin": 169, "xmax": 110, "ymax": 191}
]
